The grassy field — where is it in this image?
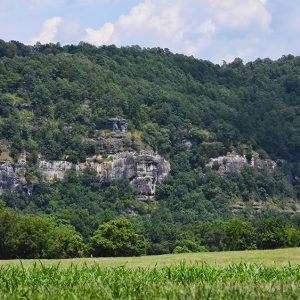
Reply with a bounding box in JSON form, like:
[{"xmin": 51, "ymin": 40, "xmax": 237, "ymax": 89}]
[
  {"xmin": 0, "ymin": 247, "xmax": 299, "ymax": 268},
  {"xmin": 0, "ymin": 248, "xmax": 299, "ymax": 299}
]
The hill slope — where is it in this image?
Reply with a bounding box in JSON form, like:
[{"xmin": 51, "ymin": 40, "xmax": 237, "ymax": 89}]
[{"xmin": 0, "ymin": 40, "xmax": 300, "ymax": 256}]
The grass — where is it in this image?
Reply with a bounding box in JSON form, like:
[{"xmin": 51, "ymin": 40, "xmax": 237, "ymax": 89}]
[
  {"xmin": 0, "ymin": 261, "xmax": 299, "ymax": 299},
  {"xmin": 0, "ymin": 248, "xmax": 299, "ymax": 299},
  {"xmin": 0, "ymin": 247, "xmax": 299, "ymax": 269}
]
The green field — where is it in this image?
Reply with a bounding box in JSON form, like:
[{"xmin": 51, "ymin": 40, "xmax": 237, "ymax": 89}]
[
  {"xmin": 0, "ymin": 247, "xmax": 299, "ymax": 268},
  {"xmin": 0, "ymin": 248, "xmax": 299, "ymax": 299}
]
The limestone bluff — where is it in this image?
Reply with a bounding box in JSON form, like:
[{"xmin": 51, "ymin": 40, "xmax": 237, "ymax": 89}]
[
  {"xmin": 0, "ymin": 150, "xmax": 170, "ymax": 199},
  {"xmin": 206, "ymin": 152, "xmax": 277, "ymax": 176},
  {"xmin": 0, "ymin": 118, "xmax": 170, "ymax": 199}
]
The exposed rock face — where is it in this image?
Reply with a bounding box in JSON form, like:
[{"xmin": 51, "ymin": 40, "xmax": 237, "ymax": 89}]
[
  {"xmin": 231, "ymin": 202, "xmax": 263, "ymax": 214},
  {"xmin": 207, "ymin": 154, "xmax": 247, "ymax": 176},
  {"xmin": 39, "ymin": 160, "xmax": 77, "ymax": 180},
  {"xmin": 109, "ymin": 118, "xmax": 127, "ymax": 133},
  {"xmin": 251, "ymin": 152, "xmax": 277, "ymax": 171},
  {"xmin": 0, "ymin": 151, "xmax": 170, "ymax": 199},
  {"xmin": 0, "ymin": 155, "xmax": 31, "ymax": 196},
  {"xmin": 39, "ymin": 151, "xmax": 170, "ymax": 199},
  {"xmin": 96, "ymin": 134, "xmax": 135, "ymax": 154},
  {"xmin": 0, "ymin": 161, "xmax": 26, "ymax": 195},
  {"xmin": 207, "ymin": 152, "xmax": 276, "ymax": 176},
  {"xmin": 100, "ymin": 151, "xmax": 170, "ymax": 199},
  {"xmin": 182, "ymin": 138, "xmax": 196, "ymax": 149}
]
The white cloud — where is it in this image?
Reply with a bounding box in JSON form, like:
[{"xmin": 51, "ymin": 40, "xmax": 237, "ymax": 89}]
[
  {"xmin": 209, "ymin": 0, "xmax": 271, "ymax": 30},
  {"xmin": 196, "ymin": 20, "xmax": 216, "ymax": 35},
  {"xmin": 30, "ymin": 17, "xmax": 63, "ymax": 44},
  {"xmin": 83, "ymin": 0, "xmax": 272, "ymax": 61},
  {"xmin": 85, "ymin": 22, "xmax": 115, "ymax": 45},
  {"xmin": 117, "ymin": 0, "xmax": 185, "ymax": 40},
  {"xmin": 84, "ymin": 0, "xmax": 186, "ymax": 47}
]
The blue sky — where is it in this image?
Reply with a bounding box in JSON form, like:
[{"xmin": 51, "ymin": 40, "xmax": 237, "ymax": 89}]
[{"xmin": 0, "ymin": 0, "xmax": 299, "ymax": 63}]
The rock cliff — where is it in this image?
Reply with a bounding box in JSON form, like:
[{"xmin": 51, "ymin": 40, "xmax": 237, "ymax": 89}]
[
  {"xmin": 0, "ymin": 161, "xmax": 26, "ymax": 195},
  {"xmin": 99, "ymin": 151, "xmax": 170, "ymax": 199},
  {"xmin": 0, "ymin": 151, "xmax": 170, "ymax": 199},
  {"xmin": 206, "ymin": 152, "xmax": 276, "ymax": 176}
]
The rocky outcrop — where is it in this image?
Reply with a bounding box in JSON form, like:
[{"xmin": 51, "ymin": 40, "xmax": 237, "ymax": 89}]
[
  {"xmin": 39, "ymin": 151, "xmax": 170, "ymax": 199},
  {"xmin": 0, "ymin": 161, "xmax": 26, "ymax": 195},
  {"xmin": 207, "ymin": 152, "xmax": 276, "ymax": 176},
  {"xmin": 0, "ymin": 151, "xmax": 170, "ymax": 199},
  {"xmin": 99, "ymin": 151, "xmax": 170, "ymax": 199},
  {"xmin": 0, "ymin": 155, "xmax": 31, "ymax": 196},
  {"xmin": 90, "ymin": 132, "xmax": 144, "ymax": 154},
  {"xmin": 39, "ymin": 160, "xmax": 77, "ymax": 180},
  {"xmin": 207, "ymin": 154, "xmax": 247, "ymax": 176},
  {"xmin": 231, "ymin": 202, "xmax": 263, "ymax": 214},
  {"xmin": 231, "ymin": 201, "xmax": 300, "ymax": 214},
  {"xmin": 251, "ymin": 152, "xmax": 277, "ymax": 171}
]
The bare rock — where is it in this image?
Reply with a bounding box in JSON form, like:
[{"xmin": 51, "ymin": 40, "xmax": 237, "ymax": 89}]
[
  {"xmin": 207, "ymin": 152, "xmax": 276, "ymax": 176},
  {"xmin": 251, "ymin": 152, "xmax": 277, "ymax": 170},
  {"xmin": 100, "ymin": 151, "xmax": 170, "ymax": 199},
  {"xmin": 0, "ymin": 161, "xmax": 27, "ymax": 196},
  {"xmin": 39, "ymin": 160, "xmax": 78, "ymax": 180},
  {"xmin": 38, "ymin": 151, "xmax": 170, "ymax": 199},
  {"xmin": 91, "ymin": 132, "xmax": 144, "ymax": 154},
  {"xmin": 207, "ymin": 154, "xmax": 248, "ymax": 176},
  {"xmin": 0, "ymin": 150, "xmax": 170, "ymax": 199}
]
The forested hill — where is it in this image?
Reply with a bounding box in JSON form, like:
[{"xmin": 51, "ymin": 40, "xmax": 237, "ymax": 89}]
[
  {"xmin": 0, "ymin": 40, "xmax": 299, "ymax": 161},
  {"xmin": 0, "ymin": 40, "xmax": 300, "ymax": 257}
]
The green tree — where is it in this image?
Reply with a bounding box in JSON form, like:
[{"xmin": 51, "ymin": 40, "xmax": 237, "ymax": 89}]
[
  {"xmin": 0, "ymin": 209, "xmax": 84, "ymax": 259},
  {"xmin": 222, "ymin": 219, "xmax": 256, "ymax": 251},
  {"xmin": 88, "ymin": 219, "xmax": 146, "ymax": 257},
  {"xmin": 256, "ymin": 217, "xmax": 300, "ymax": 249},
  {"xmin": 142, "ymin": 122, "xmax": 171, "ymax": 153},
  {"xmin": 46, "ymin": 224, "xmax": 84, "ymax": 258}
]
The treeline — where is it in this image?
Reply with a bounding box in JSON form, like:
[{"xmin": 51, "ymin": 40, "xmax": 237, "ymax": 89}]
[
  {"xmin": 1, "ymin": 168, "xmax": 295, "ymax": 239},
  {"xmin": 1, "ymin": 203, "xmax": 300, "ymax": 259},
  {"xmin": 1, "ymin": 166, "xmax": 299, "ymax": 258},
  {"xmin": 0, "ymin": 206, "xmax": 83, "ymax": 259}
]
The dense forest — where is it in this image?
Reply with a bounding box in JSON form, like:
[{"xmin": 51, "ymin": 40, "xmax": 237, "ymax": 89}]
[{"xmin": 0, "ymin": 40, "xmax": 300, "ymax": 258}]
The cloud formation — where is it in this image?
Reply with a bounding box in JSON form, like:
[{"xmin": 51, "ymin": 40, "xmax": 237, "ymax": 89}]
[
  {"xmin": 31, "ymin": 17, "xmax": 64, "ymax": 44},
  {"xmin": 85, "ymin": 22, "xmax": 115, "ymax": 45},
  {"xmin": 210, "ymin": 0, "xmax": 271, "ymax": 29},
  {"xmin": 85, "ymin": 0, "xmax": 186, "ymax": 47},
  {"xmin": 83, "ymin": 0, "xmax": 272, "ymax": 61}
]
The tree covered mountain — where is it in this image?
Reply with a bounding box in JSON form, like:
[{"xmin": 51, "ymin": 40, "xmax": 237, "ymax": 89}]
[
  {"xmin": 1, "ymin": 40, "xmax": 300, "ymax": 161},
  {"xmin": 0, "ymin": 40, "xmax": 300, "ymax": 257}
]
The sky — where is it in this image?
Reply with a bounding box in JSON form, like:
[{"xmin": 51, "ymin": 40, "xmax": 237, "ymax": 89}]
[{"xmin": 0, "ymin": 0, "xmax": 299, "ymax": 63}]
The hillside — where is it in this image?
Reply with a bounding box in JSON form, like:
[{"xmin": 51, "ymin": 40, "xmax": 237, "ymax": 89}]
[{"xmin": 0, "ymin": 40, "xmax": 300, "ymax": 257}]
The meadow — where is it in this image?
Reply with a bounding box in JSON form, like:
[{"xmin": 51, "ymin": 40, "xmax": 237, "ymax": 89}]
[{"xmin": 0, "ymin": 248, "xmax": 299, "ymax": 299}]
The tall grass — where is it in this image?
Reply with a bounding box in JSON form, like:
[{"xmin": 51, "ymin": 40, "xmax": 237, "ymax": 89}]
[{"xmin": 0, "ymin": 262, "xmax": 299, "ymax": 299}]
